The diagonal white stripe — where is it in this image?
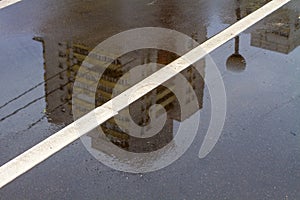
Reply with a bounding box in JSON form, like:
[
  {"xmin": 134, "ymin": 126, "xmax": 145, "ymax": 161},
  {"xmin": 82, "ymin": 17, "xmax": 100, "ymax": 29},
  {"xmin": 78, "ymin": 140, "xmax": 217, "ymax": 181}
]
[
  {"xmin": 0, "ymin": 0, "xmax": 291, "ymax": 189},
  {"xmin": 0, "ymin": 0, "xmax": 22, "ymax": 9}
]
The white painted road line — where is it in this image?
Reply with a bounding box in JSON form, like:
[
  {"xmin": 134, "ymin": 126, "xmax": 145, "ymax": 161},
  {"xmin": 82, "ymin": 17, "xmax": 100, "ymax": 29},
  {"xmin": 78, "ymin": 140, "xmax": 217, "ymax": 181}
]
[
  {"xmin": 0, "ymin": 0, "xmax": 21, "ymax": 9},
  {"xmin": 0, "ymin": 0, "xmax": 291, "ymax": 189}
]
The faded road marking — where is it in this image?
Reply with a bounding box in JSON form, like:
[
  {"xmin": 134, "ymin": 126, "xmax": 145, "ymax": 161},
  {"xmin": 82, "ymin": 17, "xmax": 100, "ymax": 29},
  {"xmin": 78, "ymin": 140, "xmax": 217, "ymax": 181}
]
[{"xmin": 0, "ymin": 0, "xmax": 22, "ymax": 9}]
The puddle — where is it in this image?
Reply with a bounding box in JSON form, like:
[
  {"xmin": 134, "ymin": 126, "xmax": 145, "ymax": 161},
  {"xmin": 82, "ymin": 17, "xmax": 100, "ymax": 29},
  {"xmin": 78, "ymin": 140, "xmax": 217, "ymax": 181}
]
[{"xmin": 0, "ymin": 0, "xmax": 299, "ymax": 199}]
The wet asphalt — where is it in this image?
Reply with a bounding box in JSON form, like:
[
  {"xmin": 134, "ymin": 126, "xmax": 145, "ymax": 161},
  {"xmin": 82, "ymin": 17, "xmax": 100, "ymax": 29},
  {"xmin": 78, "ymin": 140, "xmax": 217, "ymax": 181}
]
[{"xmin": 0, "ymin": 0, "xmax": 300, "ymax": 199}]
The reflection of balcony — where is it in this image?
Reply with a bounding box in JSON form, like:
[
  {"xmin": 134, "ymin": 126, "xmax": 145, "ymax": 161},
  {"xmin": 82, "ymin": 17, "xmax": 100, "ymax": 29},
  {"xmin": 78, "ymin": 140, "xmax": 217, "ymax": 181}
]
[
  {"xmin": 97, "ymin": 90, "xmax": 112, "ymax": 100},
  {"xmin": 85, "ymin": 56, "xmax": 122, "ymax": 72},
  {"xmin": 103, "ymin": 127, "xmax": 130, "ymax": 140},
  {"xmin": 156, "ymin": 87, "xmax": 173, "ymax": 102},
  {"xmin": 73, "ymin": 87, "xmax": 94, "ymax": 99},
  {"xmin": 72, "ymin": 44, "xmax": 90, "ymax": 55},
  {"xmin": 99, "ymin": 79, "xmax": 117, "ymax": 89},
  {"xmin": 157, "ymin": 93, "xmax": 176, "ymax": 110},
  {"xmin": 73, "ymin": 52, "xmax": 86, "ymax": 62},
  {"xmin": 73, "ymin": 96, "xmax": 94, "ymax": 109}
]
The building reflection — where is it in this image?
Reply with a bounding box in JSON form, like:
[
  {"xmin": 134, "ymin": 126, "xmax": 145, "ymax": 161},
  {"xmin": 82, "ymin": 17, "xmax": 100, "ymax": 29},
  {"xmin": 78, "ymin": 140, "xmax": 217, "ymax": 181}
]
[
  {"xmin": 34, "ymin": 0, "xmax": 208, "ymax": 153},
  {"xmin": 35, "ymin": 1, "xmax": 300, "ymax": 154},
  {"xmin": 36, "ymin": 41, "xmax": 205, "ymax": 153},
  {"xmin": 250, "ymin": 2, "xmax": 300, "ymax": 54}
]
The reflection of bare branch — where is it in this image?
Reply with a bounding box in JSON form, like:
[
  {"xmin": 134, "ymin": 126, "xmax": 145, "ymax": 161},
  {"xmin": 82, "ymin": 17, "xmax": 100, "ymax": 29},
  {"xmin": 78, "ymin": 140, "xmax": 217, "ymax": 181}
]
[
  {"xmin": 0, "ymin": 68, "xmax": 68, "ymax": 111},
  {"xmin": 0, "ymin": 81, "xmax": 71, "ymax": 123}
]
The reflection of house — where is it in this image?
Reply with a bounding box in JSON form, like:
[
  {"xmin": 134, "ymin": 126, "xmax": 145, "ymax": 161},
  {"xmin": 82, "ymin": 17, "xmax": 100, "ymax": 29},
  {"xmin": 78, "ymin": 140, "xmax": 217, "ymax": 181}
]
[
  {"xmin": 221, "ymin": 0, "xmax": 300, "ymax": 54},
  {"xmin": 37, "ymin": 39, "xmax": 205, "ymax": 153},
  {"xmin": 251, "ymin": 4, "xmax": 300, "ymax": 54}
]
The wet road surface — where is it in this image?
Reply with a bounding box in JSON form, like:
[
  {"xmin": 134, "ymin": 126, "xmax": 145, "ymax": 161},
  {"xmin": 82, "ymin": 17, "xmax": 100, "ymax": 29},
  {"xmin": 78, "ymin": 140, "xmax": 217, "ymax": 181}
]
[{"xmin": 0, "ymin": 0, "xmax": 300, "ymax": 199}]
